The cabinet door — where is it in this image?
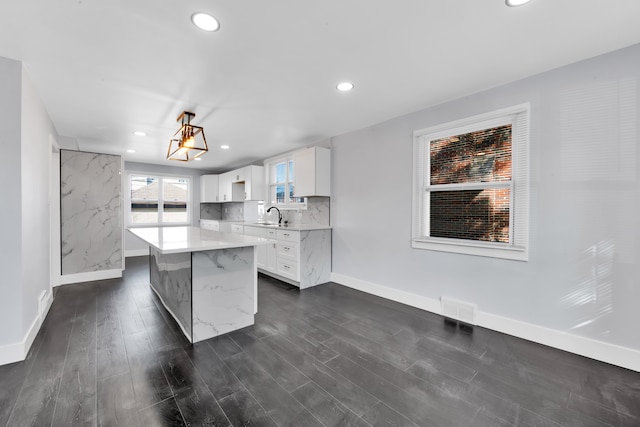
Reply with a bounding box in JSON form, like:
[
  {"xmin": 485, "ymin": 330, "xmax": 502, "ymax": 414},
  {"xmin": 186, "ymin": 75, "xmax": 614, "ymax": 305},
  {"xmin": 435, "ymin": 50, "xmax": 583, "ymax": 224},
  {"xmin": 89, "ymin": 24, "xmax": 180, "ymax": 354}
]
[
  {"xmin": 219, "ymin": 172, "xmax": 231, "ymax": 201},
  {"xmin": 293, "ymin": 146, "xmax": 331, "ymax": 197},
  {"xmin": 256, "ymin": 244, "xmax": 267, "ymax": 269},
  {"xmin": 200, "ymin": 175, "xmax": 219, "ymax": 202},
  {"xmin": 232, "ymin": 167, "xmax": 246, "ymax": 183},
  {"xmin": 266, "ymin": 241, "xmax": 277, "ymax": 272},
  {"xmin": 244, "ymin": 165, "xmax": 265, "ymax": 201}
]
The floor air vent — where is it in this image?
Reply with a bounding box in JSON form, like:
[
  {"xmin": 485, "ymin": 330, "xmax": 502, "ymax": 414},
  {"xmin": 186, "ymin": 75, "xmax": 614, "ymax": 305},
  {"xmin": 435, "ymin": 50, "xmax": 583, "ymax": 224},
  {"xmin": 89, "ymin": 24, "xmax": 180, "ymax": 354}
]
[{"xmin": 440, "ymin": 297, "xmax": 477, "ymax": 325}]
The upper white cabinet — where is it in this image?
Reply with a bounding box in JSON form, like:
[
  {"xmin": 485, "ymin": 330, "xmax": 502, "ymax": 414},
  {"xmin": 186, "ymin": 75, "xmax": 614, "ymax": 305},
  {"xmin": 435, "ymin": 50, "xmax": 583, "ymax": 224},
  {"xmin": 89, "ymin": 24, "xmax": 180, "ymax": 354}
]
[
  {"xmin": 220, "ymin": 165, "xmax": 265, "ymax": 202},
  {"xmin": 293, "ymin": 146, "xmax": 331, "ymax": 197},
  {"xmin": 242, "ymin": 165, "xmax": 265, "ymax": 201},
  {"xmin": 219, "ymin": 171, "xmax": 243, "ymax": 202},
  {"xmin": 200, "ymin": 174, "xmax": 220, "ymax": 203}
]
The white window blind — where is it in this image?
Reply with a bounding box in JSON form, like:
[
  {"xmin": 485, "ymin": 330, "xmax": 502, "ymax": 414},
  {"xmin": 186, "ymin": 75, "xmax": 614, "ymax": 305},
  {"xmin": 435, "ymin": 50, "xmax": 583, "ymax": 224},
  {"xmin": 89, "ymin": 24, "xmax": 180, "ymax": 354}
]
[{"xmin": 412, "ymin": 103, "xmax": 530, "ymax": 261}]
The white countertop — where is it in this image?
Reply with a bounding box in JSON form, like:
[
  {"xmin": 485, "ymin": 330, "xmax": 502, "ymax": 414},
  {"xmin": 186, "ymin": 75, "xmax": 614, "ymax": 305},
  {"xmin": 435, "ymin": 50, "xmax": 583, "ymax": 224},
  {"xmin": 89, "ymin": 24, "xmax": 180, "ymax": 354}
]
[
  {"xmin": 129, "ymin": 226, "xmax": 269, "ymax": 254},
  {"xmin": 243, "ymin": 223, "xmax": 332, "ymax": 231}
]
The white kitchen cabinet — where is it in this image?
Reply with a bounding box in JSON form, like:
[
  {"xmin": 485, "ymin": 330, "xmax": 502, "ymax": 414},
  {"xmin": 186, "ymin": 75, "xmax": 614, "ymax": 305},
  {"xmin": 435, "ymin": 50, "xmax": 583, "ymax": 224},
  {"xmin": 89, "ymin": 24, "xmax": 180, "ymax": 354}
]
[
  {"xmin": 231, "ymin": 168, "xmax": 245, "ymax": 183},
  {"xmin": 219, "ymin": 166, "xmax": 265, "ymax": 202},
  {"xmin": 200, "ymin": 174, "xmax": 220, "ymax": 202},
  {"xmin": 293, "ymin": 146, "xmax": 331, "ymax": 197},
  {"xmin": 200, "ymin": 219, "xmax": 220, "ymax": 231},
  {"xmin": 244, "ymin": 225, "xmax": 330, "ymax": 288},
  {"xmin": 219, "ymin": 171, "xmax": 244, "ymax": 202},
  {"xmin": 230, "ymin": 223, "xmax": 244, "ymax": 234},
  {"xmin": 244, "ymin": 225, "xmax": 276, "ymax": 271},
  {"xmin": 241, "ymin": 165, "xmax": 265, "ymax": 201}
]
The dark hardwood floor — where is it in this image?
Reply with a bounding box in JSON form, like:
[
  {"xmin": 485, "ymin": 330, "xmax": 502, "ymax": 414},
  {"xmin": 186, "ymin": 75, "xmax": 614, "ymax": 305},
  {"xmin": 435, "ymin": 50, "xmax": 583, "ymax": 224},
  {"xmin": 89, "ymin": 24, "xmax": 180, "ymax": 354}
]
[{"xmin": 2, "ymin": 256, "xmax": 639, "ymax": 426}]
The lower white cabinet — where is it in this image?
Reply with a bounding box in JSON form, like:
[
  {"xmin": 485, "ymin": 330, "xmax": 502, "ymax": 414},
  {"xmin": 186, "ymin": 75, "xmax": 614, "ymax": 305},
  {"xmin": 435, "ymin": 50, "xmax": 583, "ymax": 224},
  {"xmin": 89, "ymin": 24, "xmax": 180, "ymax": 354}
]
[
  {"xmin": 200, "ymin": 219, "xmax": 220, "ymax": 231},
  {"xmin": 243, "ymin": 226, "xmax": 331, "ymax": 289},
  {"xmin": 200, "ymin": 220, "xmax": 244, "ymax": 233}
]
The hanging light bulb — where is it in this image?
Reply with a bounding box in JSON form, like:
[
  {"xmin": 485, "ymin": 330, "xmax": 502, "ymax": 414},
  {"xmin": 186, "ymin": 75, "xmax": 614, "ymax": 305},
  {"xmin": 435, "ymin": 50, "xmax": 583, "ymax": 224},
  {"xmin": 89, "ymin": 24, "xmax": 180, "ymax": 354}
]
[{"xmin": 167, "ymin": 111, "xmax": 208, "ymax": 161}]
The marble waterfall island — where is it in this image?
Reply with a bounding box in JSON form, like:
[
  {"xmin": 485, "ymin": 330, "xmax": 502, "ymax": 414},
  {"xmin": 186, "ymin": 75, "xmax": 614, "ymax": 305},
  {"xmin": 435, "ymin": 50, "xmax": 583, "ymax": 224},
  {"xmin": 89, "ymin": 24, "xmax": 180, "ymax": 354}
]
[{"xmin": 128, "ymin": 227, "xmax": 268, "ymax": 343}]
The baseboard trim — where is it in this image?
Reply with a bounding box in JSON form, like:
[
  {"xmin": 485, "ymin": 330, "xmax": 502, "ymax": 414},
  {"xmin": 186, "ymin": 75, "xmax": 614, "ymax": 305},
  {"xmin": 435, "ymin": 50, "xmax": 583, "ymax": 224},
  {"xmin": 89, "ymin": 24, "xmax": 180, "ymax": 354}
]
[
  {"xmin": 330, "ymin": 272, "xmax": 640, "ymax": 372},
  {"xmin": 126, "ymin": 249, "xmax": 149, "ymax": 258},
  {"xmin": 58, "ymin": 269, "xmax": 122, "ymax": 286},
  {"xmin": 330, "ymin": 272, "xmax": 441, "ymax": 314},
  {"xmin": 0, "ymin": 288, "xmax": 54, "ymax": 366}
]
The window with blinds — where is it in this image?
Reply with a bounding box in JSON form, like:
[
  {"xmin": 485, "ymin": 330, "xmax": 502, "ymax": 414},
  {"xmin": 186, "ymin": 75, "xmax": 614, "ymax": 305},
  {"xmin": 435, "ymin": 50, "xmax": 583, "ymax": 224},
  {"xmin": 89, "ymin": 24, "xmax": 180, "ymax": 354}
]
[{"xmin": 412, "ymin": 104, "xmax": 530, "ymax": 261}]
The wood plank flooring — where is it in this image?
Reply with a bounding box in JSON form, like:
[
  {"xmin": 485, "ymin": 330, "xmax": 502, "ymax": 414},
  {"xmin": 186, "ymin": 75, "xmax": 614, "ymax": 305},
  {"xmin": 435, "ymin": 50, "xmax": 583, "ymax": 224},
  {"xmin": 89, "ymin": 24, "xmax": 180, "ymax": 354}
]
[{"xmin": 2, "ymin": 255, "xmax": 639, "ymax": 426}]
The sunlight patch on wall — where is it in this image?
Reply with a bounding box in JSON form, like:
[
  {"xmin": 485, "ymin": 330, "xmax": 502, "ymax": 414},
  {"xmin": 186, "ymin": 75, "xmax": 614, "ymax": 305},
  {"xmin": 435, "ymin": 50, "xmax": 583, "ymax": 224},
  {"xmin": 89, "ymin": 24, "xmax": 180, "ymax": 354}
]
[{"xmin": 559, "ymin": 78, "xmax": 637, "ymax": 182}]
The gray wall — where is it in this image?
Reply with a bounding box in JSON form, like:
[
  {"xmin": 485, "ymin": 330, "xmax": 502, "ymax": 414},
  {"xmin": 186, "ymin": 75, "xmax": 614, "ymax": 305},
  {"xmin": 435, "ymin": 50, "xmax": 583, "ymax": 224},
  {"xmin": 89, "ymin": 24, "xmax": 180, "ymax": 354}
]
[
  {"xmin": 0, "ymin": 57, "xmax": 54, "ymax": 353},
  {"xmin": 331, "ymin": 44, "xmax": 640, "ymax": 352},
  {"xmin": 0, "ymin": 57, "xmax": 24, "ymax": 345},
  {"xmin": 21, "ymin": 68, "xmax": 55, "ymax": 336},
  {"xmin": 124, "ymin": 161, "xmax": 213, "ymax": 255}
]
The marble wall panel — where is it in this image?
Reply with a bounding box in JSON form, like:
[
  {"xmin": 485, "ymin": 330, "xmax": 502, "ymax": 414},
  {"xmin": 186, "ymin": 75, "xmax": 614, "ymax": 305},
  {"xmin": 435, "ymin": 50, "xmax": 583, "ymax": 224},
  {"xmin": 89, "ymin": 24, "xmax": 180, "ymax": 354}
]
[
  {"xmin": 282, "ymin": 196, "xmax": 330, "ymax": 227},
  {"xmin": 299, "ymin": 229, "xmax": 332, "ymax": 289},
  {"xmin": 192, "ymin": 246, "xmax": 255, "ymax": 341},
  {"xmin": 61, "ymin": 150, "xmax": 122, "ymax": 275},
  {"xmin": 149, "ymin": 248, "xmax": 192, "ymax": 340}
]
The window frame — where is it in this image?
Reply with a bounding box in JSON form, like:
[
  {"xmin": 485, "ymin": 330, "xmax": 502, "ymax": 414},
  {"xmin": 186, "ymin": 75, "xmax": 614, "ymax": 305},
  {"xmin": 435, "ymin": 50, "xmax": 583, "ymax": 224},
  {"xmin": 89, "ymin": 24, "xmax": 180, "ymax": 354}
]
[
  {"xmin": 126, "ymin": 172, "xmax": 193, "ymax": 227},
  {"xmin": 412, "ymin": 103, "xmax": 530, "ymax": 261},
  {"xmin": 264, "ymin": 154, "xmax": 306, "ymax": 209}
]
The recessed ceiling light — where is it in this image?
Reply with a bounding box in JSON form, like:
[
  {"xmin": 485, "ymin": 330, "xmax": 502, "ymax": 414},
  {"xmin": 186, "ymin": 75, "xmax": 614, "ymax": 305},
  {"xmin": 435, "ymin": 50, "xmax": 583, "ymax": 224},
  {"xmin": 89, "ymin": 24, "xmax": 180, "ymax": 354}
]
[
  {"xmin": 506, "ymin": 0, "xmax": 532, "ymax": 6},
  {"xmin": 127, "ymin": 149, "xmax": 136, "ymax": 153},
  {"xmin": 191, "ymin": 13, "xmax": 220, "ymax": 32},
  {"xmin": 336, "ymin": 82, "xmax": 354, "ymax": 92},
  {"xmin": 194, "ymin": 157, "xmax": 202, "ymax": 161},
  {"xmin": 220, "ymin": 145, "xmax": 230, "ymax": 150},
  {"xmin": 132, "ymin": 131, "xmax": 147, "ymax": 137}
]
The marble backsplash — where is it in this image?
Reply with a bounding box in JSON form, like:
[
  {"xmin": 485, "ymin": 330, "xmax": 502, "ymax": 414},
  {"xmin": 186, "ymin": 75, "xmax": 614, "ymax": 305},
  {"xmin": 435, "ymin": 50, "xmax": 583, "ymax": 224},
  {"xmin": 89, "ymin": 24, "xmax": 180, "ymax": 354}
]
[
  {"xmin": 279, "ymin": 197, "xmax": 330, "ymax": 227},
  {"xmin": 61, "ymin": 150, "xmax": 122, "ymax": 275},
  {"xmin": 200, "ymin": 203, "xmax": 222, "ymax": 220},
  {"xmin": 201, "ymin": 197, "xmax": 329, "ymax": 226},
  {"xmin": 200, "ymin": 201, "xmax": 260, "ymax": 221}
]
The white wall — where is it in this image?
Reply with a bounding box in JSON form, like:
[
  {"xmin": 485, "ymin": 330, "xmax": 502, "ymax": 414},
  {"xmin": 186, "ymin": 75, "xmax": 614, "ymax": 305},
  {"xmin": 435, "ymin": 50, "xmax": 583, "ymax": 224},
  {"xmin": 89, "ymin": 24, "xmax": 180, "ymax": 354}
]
[
  {"xmin": 0, "ymin": 57, "xmax": 56, "ymax": 365},
  {"xmin": 21, "ymin": 67, "xmax": 55, "ymax": 337},
  {"xmin": 331, "ymin": 44, "xmax": 640, "ymax": 370},
  {"xmin": 124, "ymin": 161, "xmax": 212, "ymax": 256},
  {"xmin": 0, "ymin": 57, "xmax": 24, "ymax": 347}
]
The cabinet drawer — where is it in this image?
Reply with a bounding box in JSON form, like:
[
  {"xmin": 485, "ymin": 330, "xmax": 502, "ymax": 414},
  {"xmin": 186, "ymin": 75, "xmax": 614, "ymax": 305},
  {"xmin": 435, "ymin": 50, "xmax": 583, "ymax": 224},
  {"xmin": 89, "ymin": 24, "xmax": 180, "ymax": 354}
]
[
  {"xmin": 265, "ymin": 228, "xmax": 278, "ymax": 240},
  {"xmin": 244, "ymin": 226, "xmax": 267, "ymax": 238},
  {"xmin": 277, "ymin": 259, "xmax": 299, "ymax": 281},
  {"xmin": 277, "ymin": 242, "xmax": 299, "ymax": 261},
  {"xmin": 277, "ymin": 229, "xmax": 299, "ymax": 242}
]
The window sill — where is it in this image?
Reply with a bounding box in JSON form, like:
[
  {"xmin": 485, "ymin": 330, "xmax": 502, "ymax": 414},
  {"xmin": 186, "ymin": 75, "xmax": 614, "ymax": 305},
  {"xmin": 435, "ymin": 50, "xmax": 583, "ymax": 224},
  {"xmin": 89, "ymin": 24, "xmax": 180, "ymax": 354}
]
[{"xmin": 412, "ymin": 238, "xmax": 528, "ymax": 261}]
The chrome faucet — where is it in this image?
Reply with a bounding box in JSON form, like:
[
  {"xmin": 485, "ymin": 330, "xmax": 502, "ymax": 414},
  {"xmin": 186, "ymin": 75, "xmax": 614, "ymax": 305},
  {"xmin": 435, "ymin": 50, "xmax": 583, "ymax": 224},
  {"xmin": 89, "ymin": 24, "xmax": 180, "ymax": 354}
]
[{"xmin": 266, "ymin": 206, "xmax": 282, "ymax": 225}]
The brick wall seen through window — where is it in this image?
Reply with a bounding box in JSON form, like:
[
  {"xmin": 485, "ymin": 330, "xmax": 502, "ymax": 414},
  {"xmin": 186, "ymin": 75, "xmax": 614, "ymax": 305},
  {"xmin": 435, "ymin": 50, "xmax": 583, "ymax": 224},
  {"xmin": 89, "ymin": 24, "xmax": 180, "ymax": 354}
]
[{"xmin": 429, "ymin": 125, "xmax": 512, "ymax": 243}]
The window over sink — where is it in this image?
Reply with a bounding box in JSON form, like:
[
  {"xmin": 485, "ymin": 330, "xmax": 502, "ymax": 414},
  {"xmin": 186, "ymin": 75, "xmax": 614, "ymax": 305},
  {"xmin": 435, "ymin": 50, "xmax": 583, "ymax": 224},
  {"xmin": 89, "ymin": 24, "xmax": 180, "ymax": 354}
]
[{"xmin": 265, "ymin": 154, "xmax": 306, "ymax": 208}]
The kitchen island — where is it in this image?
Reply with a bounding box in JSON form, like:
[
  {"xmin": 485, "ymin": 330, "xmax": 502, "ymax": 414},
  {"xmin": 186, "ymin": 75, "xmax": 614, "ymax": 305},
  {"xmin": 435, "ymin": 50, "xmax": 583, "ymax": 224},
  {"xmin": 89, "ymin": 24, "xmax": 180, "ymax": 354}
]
[{"xmin": 128, "ymin": 226, "xmax": 268, "ymax": 343}]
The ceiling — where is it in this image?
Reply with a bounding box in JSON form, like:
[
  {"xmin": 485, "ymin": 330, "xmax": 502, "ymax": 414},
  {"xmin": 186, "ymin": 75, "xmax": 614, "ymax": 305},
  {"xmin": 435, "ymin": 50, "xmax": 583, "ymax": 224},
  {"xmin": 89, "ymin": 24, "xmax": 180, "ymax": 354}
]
[{"xmin": 1, "ymin": 1, "xmax": 640, "ymax": 172}]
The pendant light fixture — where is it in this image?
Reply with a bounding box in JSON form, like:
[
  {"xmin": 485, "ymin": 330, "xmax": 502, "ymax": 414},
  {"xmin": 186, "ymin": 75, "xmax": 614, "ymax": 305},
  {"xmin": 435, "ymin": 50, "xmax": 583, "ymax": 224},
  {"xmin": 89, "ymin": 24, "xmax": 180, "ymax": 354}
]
[{"xmin": 167, "ymin": 111, "xmax": 208, "ymax": 162}]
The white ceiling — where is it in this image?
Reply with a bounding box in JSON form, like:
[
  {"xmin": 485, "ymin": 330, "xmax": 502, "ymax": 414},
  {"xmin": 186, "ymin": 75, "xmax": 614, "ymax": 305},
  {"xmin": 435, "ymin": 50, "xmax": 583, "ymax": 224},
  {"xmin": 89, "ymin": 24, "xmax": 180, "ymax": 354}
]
[{"xmin": 2, "ymin": 0, "xmax": 640, "ymax": 171}]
